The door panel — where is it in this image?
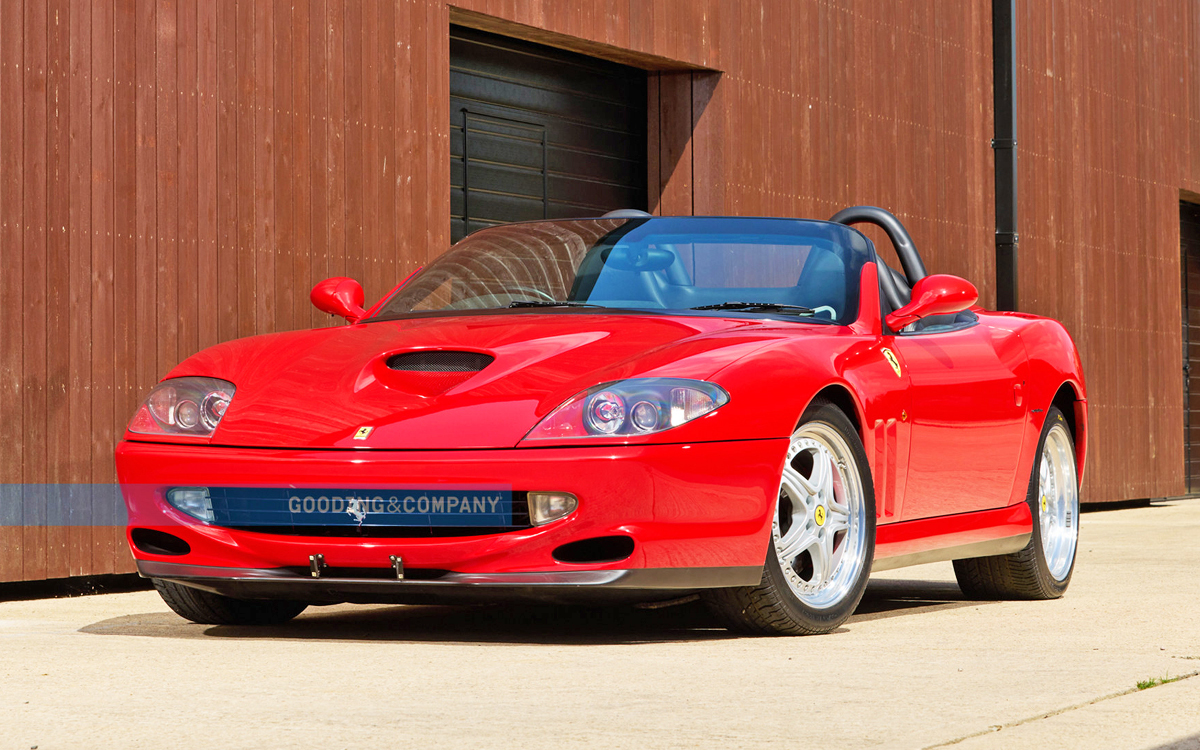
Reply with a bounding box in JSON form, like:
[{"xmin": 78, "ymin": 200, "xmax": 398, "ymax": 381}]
[{"xmin": 891, "ymin": 323, "xmax": 1029, "ymax": 519}]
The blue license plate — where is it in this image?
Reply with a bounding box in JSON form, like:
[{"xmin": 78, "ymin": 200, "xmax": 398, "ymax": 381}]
[{"xmin": 206, "ymin": 487, "xmax": 513, "ymax": 528}]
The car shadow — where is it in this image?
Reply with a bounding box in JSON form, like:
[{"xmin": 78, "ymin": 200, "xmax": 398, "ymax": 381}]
[{"xmin": 79, "ymin": 576, "xmax": 995, "ymax": 645}]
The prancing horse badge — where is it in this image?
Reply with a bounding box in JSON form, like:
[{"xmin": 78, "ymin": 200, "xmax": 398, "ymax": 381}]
[
  {"xmin": 353, "ymin": 426, "xmax": 374, "ymax": 440},
  {"xmin": 881, "ymin": 348, "xmax": 902, "ymax": 378}
]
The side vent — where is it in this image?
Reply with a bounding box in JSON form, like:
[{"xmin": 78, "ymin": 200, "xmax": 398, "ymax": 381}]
[{"xmin": 386, "ymin": 351, "xmax": 494, "ymax": 373}]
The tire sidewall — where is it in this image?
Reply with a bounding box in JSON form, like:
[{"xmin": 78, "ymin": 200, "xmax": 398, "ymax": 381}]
[
  {"xmin": 764, "ymin": 401, "xmax": 877, "ymax": 630},
  {"xmin": 1025, "ymin": 406, "xmax": 1077, "ymax": 597}
]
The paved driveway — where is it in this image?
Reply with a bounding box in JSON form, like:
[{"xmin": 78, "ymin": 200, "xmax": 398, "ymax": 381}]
[{"xmin": 2, "ymin": 501, "xmax": 1198, "ymax": 749}]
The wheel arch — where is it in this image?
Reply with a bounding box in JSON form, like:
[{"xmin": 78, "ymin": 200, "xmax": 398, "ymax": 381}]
[
  {"xmin": 1050, "ymin": 380, "xmax": 1088, "ymax": 483},
  {"xmin": 798, "ymin": 383, "xmax": 865, "ymax": 441}
]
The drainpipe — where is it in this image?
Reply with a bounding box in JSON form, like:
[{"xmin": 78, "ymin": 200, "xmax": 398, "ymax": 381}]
[{"xmin": 992, "ymin": 0, "xmax": 1019, "ymax": 311}]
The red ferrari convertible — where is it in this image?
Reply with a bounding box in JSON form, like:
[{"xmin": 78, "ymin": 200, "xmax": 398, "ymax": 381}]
[{"xmin": 115, "ymin": 207, "xmax": 1086, "ymax": 635}]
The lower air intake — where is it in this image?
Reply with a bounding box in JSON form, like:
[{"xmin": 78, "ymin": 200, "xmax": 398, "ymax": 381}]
[{"xmin": 386, "ymin": 351, "xmax": 494, "ymax": 373}]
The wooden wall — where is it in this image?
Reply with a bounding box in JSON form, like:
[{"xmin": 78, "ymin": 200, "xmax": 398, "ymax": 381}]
[
  {"xmin": 1012, "ymin": 0, "xmax": 1193, "ymax": 503},
  {"xmin": 0, "ymin": 0, "xmax": 1191, "ymax": 581}
]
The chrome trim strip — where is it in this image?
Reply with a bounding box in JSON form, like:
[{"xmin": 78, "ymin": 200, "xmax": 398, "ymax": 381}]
[
  {"xmin": 136, "ymin": 560, "xmax": 762, "ymax": 590},
  {"xmin": 871, "ymin": 533, "xmax": 1031, "ymax": 572}
]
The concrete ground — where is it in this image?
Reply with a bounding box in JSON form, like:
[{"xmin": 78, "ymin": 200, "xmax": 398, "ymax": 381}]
[{"xmin": 1, "ymin": 501, "xmax": 1198, "ymax": 749}]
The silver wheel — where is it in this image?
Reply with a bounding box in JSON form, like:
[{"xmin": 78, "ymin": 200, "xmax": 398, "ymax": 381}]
[
  {"xmin": 773, "ymin": 422, "xmax": 869, "ymax": 610},
  {"xmin": 953, "ymin": 405, "xmax": 1078, "ymax": 600},
  {"xmin": 1038, "ymin": 422, "xmax": 1079, "ymax": 581}
]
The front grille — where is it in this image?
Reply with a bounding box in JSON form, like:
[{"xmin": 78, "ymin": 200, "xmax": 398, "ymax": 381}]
[
  {"xmin": 386, "ymin": 350, "xmax": 494, "ymax": 373},
  {"xmin": 221, "ymin": 492, "xmax": 532, "ymax": 538}
]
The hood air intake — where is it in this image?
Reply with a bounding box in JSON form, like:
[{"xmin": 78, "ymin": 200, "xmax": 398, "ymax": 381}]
[{"xmin": 386, "ymin": 351, "xmax": 494, "ymax": 373}]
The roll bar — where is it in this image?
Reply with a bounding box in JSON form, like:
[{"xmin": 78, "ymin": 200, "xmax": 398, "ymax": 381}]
[{"xmin": 829, "ymin": 206, "xmax": 928, "ymax": 311}]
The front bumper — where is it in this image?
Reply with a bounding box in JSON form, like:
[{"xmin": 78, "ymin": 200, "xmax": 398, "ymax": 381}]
[
  {"xmin": 136, "ymin": 560, "xmax": 762, "ymax": 604},
  {"xmin": 116, "ymin": 439, "xmax": 784, "ymax": 601}
]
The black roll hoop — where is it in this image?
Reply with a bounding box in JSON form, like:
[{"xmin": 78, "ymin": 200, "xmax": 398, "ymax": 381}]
[{"xmin": 829, "ymin": 206, "xmax": 928, "ymax": 312}]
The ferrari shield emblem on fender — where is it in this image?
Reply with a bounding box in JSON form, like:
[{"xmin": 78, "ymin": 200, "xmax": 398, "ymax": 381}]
[
  {"xmin": 882, "ymin": 348, "xmax": 902, "ymax": 377},
  {"xmin": 352, "ymin": 426, "xmax": 374, "ymax": 440}
]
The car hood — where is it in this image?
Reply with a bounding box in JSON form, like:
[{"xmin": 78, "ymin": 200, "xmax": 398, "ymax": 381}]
[{"xmin": 167, "ymin": 312, "xmax": 807, "ymax": 449}]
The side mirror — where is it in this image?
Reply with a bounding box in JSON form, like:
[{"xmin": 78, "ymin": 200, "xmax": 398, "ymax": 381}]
[
  {"xmin": 885, "ymin": 274, "xmax": 978, "ymax": 331},
  {"xmin": 311, "ymin": 277, "xmax": 367, "ymax": 323}
]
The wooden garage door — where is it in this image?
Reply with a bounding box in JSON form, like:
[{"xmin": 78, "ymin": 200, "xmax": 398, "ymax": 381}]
[
  {"xmin": 450, "ymin": 26, "xmax": 648, "ymax": 243},
  {"xmin": 1182, "ymin": 201, "xmax": 1200, "ymax": 494}
]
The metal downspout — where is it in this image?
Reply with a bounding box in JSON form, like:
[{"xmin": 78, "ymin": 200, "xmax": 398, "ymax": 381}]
[{"xmin": 992, "ymin": 0, "xmax": 1019, "ymax": 311}]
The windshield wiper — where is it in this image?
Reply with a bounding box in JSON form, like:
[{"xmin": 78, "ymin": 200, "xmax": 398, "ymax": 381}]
[
  {"xmin": 507, "ymin": 300, "xmax": 601, "ymax": 308},
  {"xmin": 689, "ymin": 302, "xmax": 816, "ymax": 315}
]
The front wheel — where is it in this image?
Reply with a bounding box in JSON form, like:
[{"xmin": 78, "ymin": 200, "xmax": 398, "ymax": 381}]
[
  {"xmin": 953, "ymin": 406, "xmax": 1080, "ymax": 599},
  {"xmin": 705, "ymin": 399, "xmax": 876, "ymax": 635}
]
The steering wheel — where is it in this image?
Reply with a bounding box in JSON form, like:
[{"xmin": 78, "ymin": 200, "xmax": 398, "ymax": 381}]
[{"xmin": 828, "ymin": 206, "xmax": 927, "ymax": 312}]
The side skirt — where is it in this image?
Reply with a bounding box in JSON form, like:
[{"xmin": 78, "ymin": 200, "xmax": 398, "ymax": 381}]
[{"xmin": 872, "ymin": 502, "xmax": 1032, "ymax": 573}]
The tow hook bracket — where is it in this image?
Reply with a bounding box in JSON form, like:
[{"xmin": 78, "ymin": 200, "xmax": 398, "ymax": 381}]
[
  {"xmin": 309, "ymin": 554, "xmax": 326, "ymax": 578},
  {"xmin": 389, "ymin": 555, "xmax": 405, "ymax": 580}
]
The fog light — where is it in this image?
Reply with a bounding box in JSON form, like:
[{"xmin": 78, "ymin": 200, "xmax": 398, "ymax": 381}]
[
  {"xmin": 166, "ymin": 487, "xmax": 214, "ymax": 523},
  {"xmin": 528, "ymin": 491, "xmax": 578, "ymax": 526}
]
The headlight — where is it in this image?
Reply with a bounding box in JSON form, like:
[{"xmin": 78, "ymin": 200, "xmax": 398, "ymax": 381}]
[
  {"xmin": 128, "ymin": 377, "xmax": 236, "ymax": 437},
  {"xmin": 524, "ymin": 378, "xmax": 729, "ymax": 440}
]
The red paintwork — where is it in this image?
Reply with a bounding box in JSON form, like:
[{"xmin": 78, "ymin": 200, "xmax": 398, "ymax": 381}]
[
  {"xmin": 310, "ymin": 277, "xmax": 367, "ymax": 322},
  {"xmin": 875, "ymin": 501, "xmax": 1032, "ymax": 562},
  {"xmin": 115, "ymin": 256, "xmax": 1088, "ymax": 585},
  {"xmin": 885, "ymin": 274, "xmax": 979, "ymax": 330},
  {"xmin": 116, "ymin": 440, "xmax": 781, "ymax": 573}
]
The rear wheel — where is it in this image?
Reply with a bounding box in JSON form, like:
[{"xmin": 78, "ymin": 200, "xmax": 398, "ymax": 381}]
[
  {"xmin": 953, "ymin": 406, "xmax": 1080, "ymax": 599},
  {"xmin": 153, "ymin": 579, "xmax": 308, "ymax": 625},
  {"xmin": 705, "ymin": 400, "xmax": 875, "ymax": 635}
]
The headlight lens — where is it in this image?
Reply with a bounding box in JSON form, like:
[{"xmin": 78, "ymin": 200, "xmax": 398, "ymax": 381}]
[
  {"xmin": 128, "ymin": 377, "xmax": 236, "ymax": 437},
  {"xmin": 524, "ymin": 378, "xmax": 729, "ymax": 440}
]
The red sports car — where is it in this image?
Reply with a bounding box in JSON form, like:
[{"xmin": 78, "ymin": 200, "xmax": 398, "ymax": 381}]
[{"xmin": 115, "ymin": 207, "xmax": 1086, "ymax": 635}]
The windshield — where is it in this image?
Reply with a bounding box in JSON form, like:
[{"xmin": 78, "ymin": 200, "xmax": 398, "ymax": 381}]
[{"xmin": 373, "ymin": 217, "xmax": 873, "ymax": 324}]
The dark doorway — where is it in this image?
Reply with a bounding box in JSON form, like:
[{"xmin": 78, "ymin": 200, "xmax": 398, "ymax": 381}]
[
  {"xmin": 1181, "ymin": 200, "xmax": 1200, "ymax": 494},
  {"xmin": 450, "ymin": 26, "xmax": 648, "ymax": 243}
]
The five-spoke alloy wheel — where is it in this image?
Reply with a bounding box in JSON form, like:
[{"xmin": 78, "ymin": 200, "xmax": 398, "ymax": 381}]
[{"xmin": 705, "ymin": 399, "xmax": 875, "ymax": 635}]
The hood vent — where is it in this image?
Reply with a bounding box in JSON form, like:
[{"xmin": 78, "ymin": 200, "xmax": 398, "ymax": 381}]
[{"xmin": 386, "ymin": 350, "xmax": 494, "ymax": 373}]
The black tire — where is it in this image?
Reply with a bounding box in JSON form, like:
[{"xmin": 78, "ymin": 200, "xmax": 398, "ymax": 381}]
[
  {"xmin": 953, "ymin": 406, "xmax": 1079, "ymax": 599},
  {"xmin": 704, "ymin": 399, "xmax": 876, "ymax": 635},
  {"xmin": 153, "ymin": 579, "xmax": 308, "ymax": 625}
]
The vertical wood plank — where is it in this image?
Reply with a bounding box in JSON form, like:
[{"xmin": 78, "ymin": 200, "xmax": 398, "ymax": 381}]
[
  {"xmin": 196, "ymin": 0, "xmax": 217, "ymax": 350},
  {"xmin": 134, "ymin": 0, "xmax": 156, "ymax": 393},
  {"xmin": 177, "ymin": 0, "xmax": 199, "ymax": 362},
  {"xmin": 215, "ymin": 0, "xmax": 237, "ymax": 342},
  {"xmin": 253, "ymin": 0, "xmax": 274, "ymax": 335},
  {"xmin": 89, "ymin": 0, "xmax": 116, "ymax": 576},
  {"xmin": 272, "ymin": 0, "xmax": 293, "ymax": 331},
  {"xmin": 67, "ymin": 0, "xmax": 94, "ymax": 577},
  {"xmin": 646, "ymin": 72, "xmax": 660, "ymax": 214},
  {"xmin": 342, "ymin": 0, "xmax": 363, "ymax": 286},
  {"xmin": 46, "ymin": 0, "xmax": 72, "ymax": 579},
  {"xmin": 291, "ymin": 0, "xmax": 312, "ymax": 328},
  {"xmin": 22, "ymin": 0, "xmax": 50, "ymax": 581},
  {"xmin": 154, "ymin": 0, "xmax": 178, "ymax": 378},
  {"xmin": 0, "ymin": 0, "xmax": 27, "ymax": 581},
  {"xmin": 308, "ymin": 0, "xmax": 329, "ymax": 329},
  {"xmin": 235, "ymin": 0, "xmax": 255, "ymax": 337},
  {"xmin": 111, "ymin": 0, "xmax": 137, "ymax": 575},
  {"xmin": 326, "ymin": 0, "xmax": 346, "ymax": 281}
]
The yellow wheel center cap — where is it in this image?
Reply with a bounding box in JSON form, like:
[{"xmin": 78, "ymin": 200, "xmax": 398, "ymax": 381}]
[
  {"xmin": 1041, "ymin": 495, "xmax": 1049, "ymax": 513},
  {"xmin": 814, "ymin": 506, "xmax": 827, "ymax": 527}
]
